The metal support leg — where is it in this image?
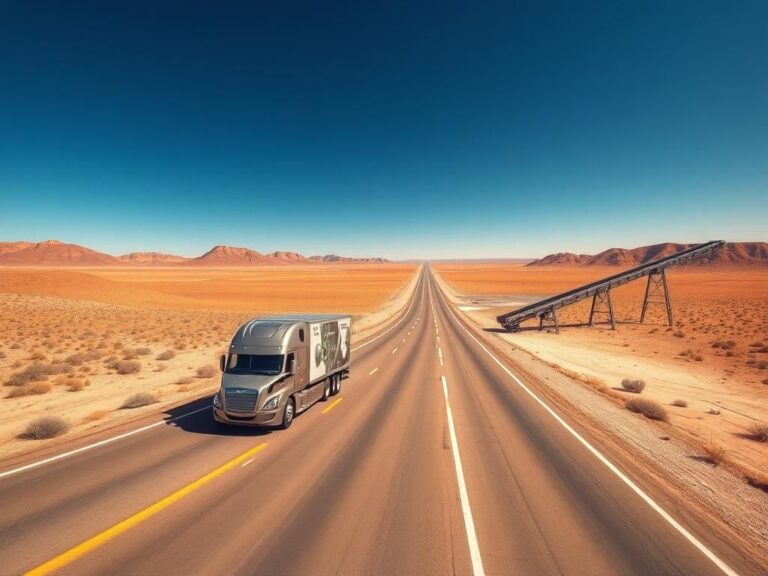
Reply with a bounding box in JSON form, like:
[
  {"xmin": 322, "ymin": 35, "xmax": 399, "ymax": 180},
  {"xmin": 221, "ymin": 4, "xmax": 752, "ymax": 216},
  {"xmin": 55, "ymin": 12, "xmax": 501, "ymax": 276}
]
[
  {"xmin": 539, "ymin": 306, "xmax": 559, "ymax": 333},
  {"xmin": 589, "ymin": 289, "xmax": 616, "ymax": 330},
  {"xmin": 641, "ymin": 268, "xmax": 674, "ymax": 326}
]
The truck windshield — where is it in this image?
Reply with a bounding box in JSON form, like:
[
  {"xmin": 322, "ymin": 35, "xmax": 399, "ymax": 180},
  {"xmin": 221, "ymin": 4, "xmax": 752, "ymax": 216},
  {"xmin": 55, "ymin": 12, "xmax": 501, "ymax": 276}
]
[{"xmin": 226, "ymin": 354, "xmax": 284, "ymax": 375}]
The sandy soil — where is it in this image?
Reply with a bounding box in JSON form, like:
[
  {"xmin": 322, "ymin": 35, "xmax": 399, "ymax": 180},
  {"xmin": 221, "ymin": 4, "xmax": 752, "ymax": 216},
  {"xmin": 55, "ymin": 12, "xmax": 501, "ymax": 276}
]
[
  {"xmin": 433, "ymin": 266, "xmax": 768, "ymax": 561},
  {"xmin": 434, "ymin": 263, "xmax": 768, "ymax": 479},
  {"xmin": 0, "ymin": 264, "xmax": 418, "ymax": 460}
]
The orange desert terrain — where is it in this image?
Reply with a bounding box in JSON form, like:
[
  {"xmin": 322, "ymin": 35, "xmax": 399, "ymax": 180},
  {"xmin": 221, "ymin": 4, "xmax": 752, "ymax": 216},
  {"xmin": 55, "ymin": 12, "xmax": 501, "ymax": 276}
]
[
  {"xmin": 0, "ymin": 262, "xmax": 417, "ymax": 460},
  {"xmin": 435, "ymin": 247, "xmax": 768, "ymax": 486}
]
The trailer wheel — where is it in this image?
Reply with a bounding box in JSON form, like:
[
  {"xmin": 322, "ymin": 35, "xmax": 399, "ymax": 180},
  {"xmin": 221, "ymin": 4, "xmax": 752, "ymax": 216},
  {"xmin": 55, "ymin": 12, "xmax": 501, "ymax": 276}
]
[
  {"xmin": 280, "ymin": 397, "xmax": 295, "ymax": 430},
  {"xmin": 332, "ymin": 374, "xmax": 341, "ymax": 396},
  {"xmin": 322, "ymin": 378, "xmax": 331, "ymax": 401}
]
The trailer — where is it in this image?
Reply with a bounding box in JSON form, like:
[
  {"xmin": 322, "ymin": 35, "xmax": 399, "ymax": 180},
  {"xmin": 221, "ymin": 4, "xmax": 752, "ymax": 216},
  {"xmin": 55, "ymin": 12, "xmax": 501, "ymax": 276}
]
[{"xmin": 214, "ymin": 314, "xmax": 351, "ymax": 428}]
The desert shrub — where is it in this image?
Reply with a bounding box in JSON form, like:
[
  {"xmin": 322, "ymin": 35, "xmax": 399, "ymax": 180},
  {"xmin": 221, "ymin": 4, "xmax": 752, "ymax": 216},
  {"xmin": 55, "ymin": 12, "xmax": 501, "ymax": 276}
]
[
  {"xmin": 196, "ymin": 365, "xmax": 217, "ymax": 378},
  {"xmin": 5, "ymin": 362, "xmax": 73, "ymax": 386},
  {"xmin": 748, "ymin": 423, "xmax": 768, "ymax": 442},
  {"xmin": 176, "ymin": 376, "xmax": 194, "ymax": 385},
  {"xmin": 6, "ymin": 382, "xmax": 52, "ymax": 398},
  {"xmin": 673, "ymin": 331, "xmax": 685, "ymax": 338},
  {"xmin": 0, "ymin": 351, "xmax": 5, "ymax": 359},
  {"xmin": 693, "ymin": 354, "xmax": 703, "ymax": 362},
  {"xmin": 712, "ymin": 340, "xmax": 736, "ymax": 350},
  {"xmin": 65, "ymin": 353, "xmax": 85, "ymax": 366},
  {"xmin": 708, "ymin": 408, "xmax": 721, "ymax": 415},
  {"xmin": 621, "ymin": 378, "xmax": 646, "ymax": 393},
  {"xmin": 10, "ymin": 342, "xmax": 21, "ymax": 349},
  {"xmin": 20, "ymin": 416, "xmax": 69, "ymax": 439},
  {"xmin": 700, "ymin": 442, "xmax": 727, "ymax": 465},
  {"xmin": 671, "ymin": 399, "xmax": 688, "ymax": 408},
  {"xmin": 135, "ymin": 347, "xmax": 152, "ymax": 356},
  {"xmin": 763, "ymin": 378, "xmax": 768, "ymax": 385},
  {"xmin": 755, "ymin": 360, "xmax": 768, "ymax": 370},
  {"xmin": 120, "ymin": 392, "xmax": 157, "ymax": 409},
  {"xmin": 156, "ymin": 349, "xmax": 175, "ymax": 361},
  {"xmin": 626, "ymin": 398, "xmax": 668, "ymax": 421},
  {"xmin": 116, "ymin": 360, "xmax": 141, "ymax": 375}
]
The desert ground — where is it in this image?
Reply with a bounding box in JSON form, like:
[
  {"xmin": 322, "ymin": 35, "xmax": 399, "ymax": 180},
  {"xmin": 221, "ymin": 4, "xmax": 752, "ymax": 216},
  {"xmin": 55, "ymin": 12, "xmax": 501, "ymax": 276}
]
[
  {"xmin": 434, "ymin": 263, "xmax": 768, "ymax": 482},
  {"xmin": 0, "ymin": 264, "xmax": 417, "ymax": 460}
]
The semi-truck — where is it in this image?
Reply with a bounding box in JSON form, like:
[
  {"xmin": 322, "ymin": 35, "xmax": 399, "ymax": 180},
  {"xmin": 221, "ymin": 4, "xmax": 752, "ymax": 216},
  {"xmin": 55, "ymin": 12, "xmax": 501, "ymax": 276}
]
[{"xmin": 213, "ymin": 314, "xmax": 351, "ymax": 429}]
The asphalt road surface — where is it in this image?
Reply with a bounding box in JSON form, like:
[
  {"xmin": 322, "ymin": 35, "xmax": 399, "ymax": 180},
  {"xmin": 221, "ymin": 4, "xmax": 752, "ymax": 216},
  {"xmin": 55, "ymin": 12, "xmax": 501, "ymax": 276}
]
[{"xmin": 0, "ymin": 267, "xmax": 763, "ymax": 575}]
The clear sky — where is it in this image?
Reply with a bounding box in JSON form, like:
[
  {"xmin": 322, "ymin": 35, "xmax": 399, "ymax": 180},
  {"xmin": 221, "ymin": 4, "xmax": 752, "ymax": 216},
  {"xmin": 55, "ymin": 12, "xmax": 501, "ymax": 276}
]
[{"xmin": 0, "ymin": 1, "xmax": 766, "ymax": 259}]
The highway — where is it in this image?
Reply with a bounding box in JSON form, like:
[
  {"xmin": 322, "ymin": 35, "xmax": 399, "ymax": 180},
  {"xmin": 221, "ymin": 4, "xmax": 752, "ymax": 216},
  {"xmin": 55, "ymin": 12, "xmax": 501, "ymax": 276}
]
[{"xmin": 0, "ymin": 267, "xmax": 762, "ymax": 576}]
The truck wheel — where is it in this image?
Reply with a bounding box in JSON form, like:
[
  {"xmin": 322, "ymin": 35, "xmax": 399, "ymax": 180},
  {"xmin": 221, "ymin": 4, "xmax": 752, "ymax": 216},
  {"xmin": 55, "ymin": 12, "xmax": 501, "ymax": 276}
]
[
  {"xmin": 322, "ymin": 378, "xmax": 331, "ymax": 401},
  {"xmin": 332, "ymin": 374, "xmax": 341, "ymax": 395},
  {"xmin": 280, "ymin": 397, "xmax": 295, "ymax": 430}
]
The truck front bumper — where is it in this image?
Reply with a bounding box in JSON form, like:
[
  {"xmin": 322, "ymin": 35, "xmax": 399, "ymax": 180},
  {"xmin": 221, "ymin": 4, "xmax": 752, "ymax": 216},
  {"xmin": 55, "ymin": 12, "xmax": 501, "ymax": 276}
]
[{"xmin": 213, "ymin": 406, "xmax": 281, "ymax": 427}]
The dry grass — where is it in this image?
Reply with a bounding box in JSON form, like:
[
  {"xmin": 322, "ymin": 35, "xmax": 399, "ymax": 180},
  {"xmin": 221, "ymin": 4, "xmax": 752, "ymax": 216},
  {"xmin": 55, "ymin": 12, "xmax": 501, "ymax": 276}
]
[
  {"xmin": 19, "ymin": 416, "xmax": 69, "ymax": 439},
  {"xmin": 196, "ymin": 365, "xmax": 217, "ymax": 379},
  {"xmin": 700, "ymin": 442, "xmax": 728, "ymax": 466},
  {"xmin": 625, "ymin": 398, "xmax": 668, "ymax": 421},
  {"xmin": 120, "ymin": 392, "xmax": 157, "ymax": 409},
  {"xmin": 5, "ymin": 362, "xmax": 73, "ymax": 387},
  {"xmin": 67, "ymin": 378, "xmax": 87, "ymax": 392},
  {"xmin": 83, "ymin": 410, "xmax": 109, "ymax": 422},
  {"xmin": 747, "ymin": 422, "xmax": 768, "ymax": 442},
  {"xmin": 5, "ymin": 382, "xmax": 52, "ymax": 398},
  {"xmin": 621, "ymin": 378, "xmax": 646, "ymax": 393},
  {"xmin": 745, "ymin": 471, "xmax": 768, "ymax": 493}
]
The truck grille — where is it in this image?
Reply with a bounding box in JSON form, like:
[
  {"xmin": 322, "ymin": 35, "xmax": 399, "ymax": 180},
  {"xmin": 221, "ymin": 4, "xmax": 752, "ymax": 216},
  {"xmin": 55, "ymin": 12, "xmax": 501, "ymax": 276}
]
[{"xmin": 224, "ymin": 389, "xmax": 259, "ymax": 413}]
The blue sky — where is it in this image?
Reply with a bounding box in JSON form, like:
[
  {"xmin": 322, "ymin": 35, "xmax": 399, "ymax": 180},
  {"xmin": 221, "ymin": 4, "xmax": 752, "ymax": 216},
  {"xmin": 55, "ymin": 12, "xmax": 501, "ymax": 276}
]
[{"xmin": 0, "ymin": 1, "xmax": 765, "ymax": 259}]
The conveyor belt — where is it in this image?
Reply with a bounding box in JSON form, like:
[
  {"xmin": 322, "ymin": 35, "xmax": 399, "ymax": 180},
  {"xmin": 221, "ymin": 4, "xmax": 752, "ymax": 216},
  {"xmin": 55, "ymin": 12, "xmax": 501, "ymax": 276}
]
[{"xmin": 497, "ymin": 240, "xmax": 725, "ymax": 331}]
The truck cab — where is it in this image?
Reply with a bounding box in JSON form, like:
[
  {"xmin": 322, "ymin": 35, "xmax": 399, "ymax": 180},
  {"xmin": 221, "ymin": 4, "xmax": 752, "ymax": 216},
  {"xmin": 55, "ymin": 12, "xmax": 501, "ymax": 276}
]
[{"xmin": 213, "ymin": 315, "xmax": 350, "ymax": 428}]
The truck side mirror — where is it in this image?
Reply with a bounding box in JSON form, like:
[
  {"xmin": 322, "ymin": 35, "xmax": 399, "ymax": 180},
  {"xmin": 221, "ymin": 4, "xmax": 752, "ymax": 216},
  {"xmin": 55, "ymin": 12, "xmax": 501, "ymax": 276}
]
[
  {"xmin": 288, "ymin": 358, "xmax": 296, "ymax": 374},
  {"xmin": 219, "ymin": 354, "xmax": 226, "ymax": 372}
]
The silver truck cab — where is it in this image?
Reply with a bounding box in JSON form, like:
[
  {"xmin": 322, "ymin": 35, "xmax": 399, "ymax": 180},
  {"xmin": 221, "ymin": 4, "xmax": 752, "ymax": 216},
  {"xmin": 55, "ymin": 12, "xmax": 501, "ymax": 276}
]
[{"xmin": 213, "ymin": 314, "xmax": 350, "ymax": 429}]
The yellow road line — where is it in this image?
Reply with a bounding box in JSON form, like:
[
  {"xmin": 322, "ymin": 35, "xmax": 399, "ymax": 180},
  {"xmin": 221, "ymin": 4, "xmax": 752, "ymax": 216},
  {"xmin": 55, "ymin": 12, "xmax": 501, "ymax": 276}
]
[
  {"xmin": 25, "ymin": 442, "xmax": 268, "ymax": 576},
  {"xmin": 369, "ymin": 368, "xmax": 378, "ymax": 376},
  {"xmin": 321, "ymin": 397, "xmax": 344, "ymax": 414}
]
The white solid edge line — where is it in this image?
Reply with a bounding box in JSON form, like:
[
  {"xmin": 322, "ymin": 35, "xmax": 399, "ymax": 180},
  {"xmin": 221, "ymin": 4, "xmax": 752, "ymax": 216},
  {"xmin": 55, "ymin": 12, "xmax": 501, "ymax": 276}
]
[
  {"xmin": 0, "ymin": 405, "xmax": 211, "ymax": 480},
  {"xmin": 442, "ymin": 375, "xmax": 486, "ymax": 576},
  {"xmin": 0, "ymin": 267, "xmax": 425, "ymax": 482},
  {"xmin": 431, "ymin": 274, "xmax": 740, "ymax": 576}
]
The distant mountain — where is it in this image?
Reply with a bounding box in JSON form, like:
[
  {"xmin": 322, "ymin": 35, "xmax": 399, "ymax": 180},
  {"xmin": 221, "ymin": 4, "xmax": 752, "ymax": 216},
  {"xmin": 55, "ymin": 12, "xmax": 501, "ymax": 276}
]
[
  {"xmin": 267, "ymin": 251, "xmax": 308, "ymax": 262},
  {"xmin": 309, "ymin": 254, "xmax": 389, "ymax": 263},
  {"xmin": 528, "ymin": 242, "xmax": 768, "ymax": 267},
  {"xmin": 189, "ymin": 245, "xmax": 280, "ymax": 266},
  {"xmin": 0, "ymin": 240, "xmax": 119, "ymax": 265},
  {"xmin": 0, "ymin": 240, "xmax": 391, "ymax": 266},
  {"xmin": 118, "ymin": 252, "xmax": 190, "ymax": 264},
  {"xmin": 0, "ymin": 241, "xmax": 34, "ymax": 255}
]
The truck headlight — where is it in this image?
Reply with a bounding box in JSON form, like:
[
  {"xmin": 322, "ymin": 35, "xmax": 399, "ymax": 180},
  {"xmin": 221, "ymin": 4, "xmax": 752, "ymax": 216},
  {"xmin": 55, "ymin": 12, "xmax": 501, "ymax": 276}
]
[
  {"xmin": 263, "ymin": 396, "xmax": 279, "ymax": 411},
  {"xmin": 213, "ymin": 391, "xmax": 222, "ymax": 408}
]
